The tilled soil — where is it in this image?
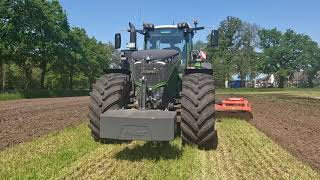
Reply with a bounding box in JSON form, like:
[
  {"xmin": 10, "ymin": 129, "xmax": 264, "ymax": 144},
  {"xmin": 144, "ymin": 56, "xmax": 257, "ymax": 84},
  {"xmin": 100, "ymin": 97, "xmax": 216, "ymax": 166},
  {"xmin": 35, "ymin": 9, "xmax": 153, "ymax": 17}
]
[
  {"xmin": 218, "ymin": 94, "xmax": 320, "ymax": 171},
  {"xmin": 0, "ymin": 96, "xmax": 89, "ymax": 150}
]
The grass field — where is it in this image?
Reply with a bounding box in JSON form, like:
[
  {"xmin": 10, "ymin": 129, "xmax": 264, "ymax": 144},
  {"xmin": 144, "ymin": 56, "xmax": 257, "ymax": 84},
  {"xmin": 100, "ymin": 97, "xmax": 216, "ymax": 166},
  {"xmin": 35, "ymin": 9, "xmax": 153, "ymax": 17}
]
[
  {"xmin": 0, "ymin": 92, "xmax": 23, "ymax": 101},
  {"xmin": 0, "ymin": 89, "xmax": 89, "ymax": 101},
  {"xmin": 1, "ymin": 120, "xmax": 319, "ymax": 179}
]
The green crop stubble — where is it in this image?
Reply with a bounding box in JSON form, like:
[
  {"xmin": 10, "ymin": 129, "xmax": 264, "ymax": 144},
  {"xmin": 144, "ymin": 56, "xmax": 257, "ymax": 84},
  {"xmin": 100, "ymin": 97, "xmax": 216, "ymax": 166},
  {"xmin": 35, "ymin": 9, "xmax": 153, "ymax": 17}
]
[
  {"xmin": 199, "ymin": 119, "xmax": 320, "ymax": 179},
  {"xmin": 59, "ymin": 139, "xmax": 201, "ymax": 180},
  {"xmin": 1, "ymin": 120, "xmax": 319, "ymax": 179},
  {"xmin": 0, "ymin": 123, "xmax": 201, "ymax": 180},
  {"xmin": 0, "ymin": 124, "xmax": 99, "ymax": 179}
]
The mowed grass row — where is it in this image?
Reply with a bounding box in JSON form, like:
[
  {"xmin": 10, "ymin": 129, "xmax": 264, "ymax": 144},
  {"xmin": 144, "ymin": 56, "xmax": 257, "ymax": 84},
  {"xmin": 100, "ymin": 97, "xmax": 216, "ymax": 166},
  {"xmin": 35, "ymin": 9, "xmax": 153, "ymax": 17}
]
[{"xmin": 1, "ymin": 120, "xmax": 319, "ymax": 179}]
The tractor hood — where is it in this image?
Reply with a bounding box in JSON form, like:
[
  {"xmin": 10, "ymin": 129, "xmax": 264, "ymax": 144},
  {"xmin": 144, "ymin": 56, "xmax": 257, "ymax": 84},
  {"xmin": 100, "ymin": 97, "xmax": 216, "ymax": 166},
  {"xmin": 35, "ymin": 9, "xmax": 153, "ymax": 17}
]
[{"xmin": 131, "ymin": 49, "xmax": 179, "ymax": 61}]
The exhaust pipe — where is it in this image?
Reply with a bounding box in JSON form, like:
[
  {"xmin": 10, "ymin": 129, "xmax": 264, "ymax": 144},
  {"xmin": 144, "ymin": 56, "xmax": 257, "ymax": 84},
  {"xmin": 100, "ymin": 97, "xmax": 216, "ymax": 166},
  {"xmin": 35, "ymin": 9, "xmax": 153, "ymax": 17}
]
[{"xmin": 140, "ymin": 76, "xmax": 147, "ymax": 109}]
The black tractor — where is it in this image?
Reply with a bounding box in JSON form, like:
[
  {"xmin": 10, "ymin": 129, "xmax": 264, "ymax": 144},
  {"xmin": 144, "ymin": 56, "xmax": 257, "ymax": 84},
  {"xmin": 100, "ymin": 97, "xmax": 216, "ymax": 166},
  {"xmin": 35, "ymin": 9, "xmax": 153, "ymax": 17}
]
[{"xmin": 89, "ymin": 22, "xmax": 219, "ymax": 149}]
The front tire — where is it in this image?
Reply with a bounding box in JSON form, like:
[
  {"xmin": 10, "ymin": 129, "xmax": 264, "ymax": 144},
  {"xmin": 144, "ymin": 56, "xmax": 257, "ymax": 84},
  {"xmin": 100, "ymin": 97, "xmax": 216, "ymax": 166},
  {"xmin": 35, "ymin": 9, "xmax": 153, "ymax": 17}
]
[
  {"xmin": 181, "ymin": 73, "xmax": 216, "ymax": 149},
  {"xmin": 88, "ymin": 73, "xmax": 130, "ymax": 142}
]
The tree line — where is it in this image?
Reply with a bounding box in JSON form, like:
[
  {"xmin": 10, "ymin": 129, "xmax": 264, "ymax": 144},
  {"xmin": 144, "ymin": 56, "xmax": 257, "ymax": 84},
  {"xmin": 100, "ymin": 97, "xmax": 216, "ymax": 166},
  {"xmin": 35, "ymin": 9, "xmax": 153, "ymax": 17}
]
[
  {"xmin": 1, "ymin": 1, "xmax": 319, "ymax": 91},
  {"xmin": 0, "ymin": 0, "xmax": 114, "ymax": 91},
  {"xmin": 207, "ymin": 16, "xmax": 320, "ymax": 88}
]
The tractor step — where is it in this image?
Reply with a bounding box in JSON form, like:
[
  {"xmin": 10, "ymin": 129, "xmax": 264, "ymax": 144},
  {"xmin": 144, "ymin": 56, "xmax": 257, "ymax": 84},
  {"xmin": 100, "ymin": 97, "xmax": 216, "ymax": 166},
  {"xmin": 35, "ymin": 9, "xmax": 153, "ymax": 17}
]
[{"xmin": 100, "ymin": 110, "xmax": 176, "ymax": 141}]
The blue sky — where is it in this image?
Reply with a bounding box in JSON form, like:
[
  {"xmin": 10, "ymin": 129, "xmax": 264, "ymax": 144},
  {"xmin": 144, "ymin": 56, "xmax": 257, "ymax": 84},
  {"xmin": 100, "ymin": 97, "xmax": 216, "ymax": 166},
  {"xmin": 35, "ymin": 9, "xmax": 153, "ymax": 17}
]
[{"xmin": 60, "ymin": 0, "xmax": 320, "ymax": 47}]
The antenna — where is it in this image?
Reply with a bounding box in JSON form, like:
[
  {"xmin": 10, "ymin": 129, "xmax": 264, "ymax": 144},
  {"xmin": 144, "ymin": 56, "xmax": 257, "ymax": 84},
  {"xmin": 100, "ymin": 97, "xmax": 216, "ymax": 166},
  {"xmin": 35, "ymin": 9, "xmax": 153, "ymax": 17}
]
[
  {"xmin": 138, "ymin": 8, "xmax": 142, "ymax": 25},
  {"xmin": 193, "ymin": 19, "xmax": 198, "ymax": 33},
  {"xmin": 168, "ymin": 15, "xmax": 174, "ymax": 25}
]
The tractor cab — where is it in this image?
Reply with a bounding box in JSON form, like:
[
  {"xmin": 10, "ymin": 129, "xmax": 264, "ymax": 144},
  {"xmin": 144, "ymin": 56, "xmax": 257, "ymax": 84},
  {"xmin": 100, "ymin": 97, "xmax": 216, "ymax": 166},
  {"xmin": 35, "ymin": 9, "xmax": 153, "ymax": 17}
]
[
  {"xmin": 115, "ymin": 22, "xmax": 219, "ymax": 69},
  {"xmin": 144, "ymin": 25, "xmax": 190, "ymax": 63}
]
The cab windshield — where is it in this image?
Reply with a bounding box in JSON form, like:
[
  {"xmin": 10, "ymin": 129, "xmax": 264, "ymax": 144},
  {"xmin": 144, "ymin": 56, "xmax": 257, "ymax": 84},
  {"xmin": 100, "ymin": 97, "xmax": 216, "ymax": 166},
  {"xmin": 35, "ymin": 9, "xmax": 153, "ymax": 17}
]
[{"xmin": 145, "ymin": 28, "xmax": 185, "ymax": 53}]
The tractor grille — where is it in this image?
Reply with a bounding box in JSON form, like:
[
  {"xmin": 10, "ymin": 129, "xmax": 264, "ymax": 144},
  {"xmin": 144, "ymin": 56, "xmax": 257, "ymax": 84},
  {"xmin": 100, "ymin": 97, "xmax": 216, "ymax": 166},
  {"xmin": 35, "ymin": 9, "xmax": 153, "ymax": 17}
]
[{"xmin": 132, "ymin": 60, "xmax": 173, "ymax": 87}]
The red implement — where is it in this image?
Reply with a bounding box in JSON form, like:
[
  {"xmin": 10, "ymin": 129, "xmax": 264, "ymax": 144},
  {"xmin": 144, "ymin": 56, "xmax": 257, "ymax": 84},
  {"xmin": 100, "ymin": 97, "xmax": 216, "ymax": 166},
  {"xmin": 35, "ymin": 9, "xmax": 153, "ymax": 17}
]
[{"xmin": 215, "ymin": 97, "xmax": 253, "ymax": 120}]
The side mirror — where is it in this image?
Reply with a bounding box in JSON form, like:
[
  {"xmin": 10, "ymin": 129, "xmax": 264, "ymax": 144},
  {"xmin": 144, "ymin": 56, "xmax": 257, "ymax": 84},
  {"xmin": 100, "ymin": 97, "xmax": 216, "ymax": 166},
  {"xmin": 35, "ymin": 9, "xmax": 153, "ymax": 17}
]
[
  {"xmin": 115, "ymin": 33, "xmax": 121, "ymax": 49},
  {"xmin": 128, "ymin": 22, "xmax": 137, "ymax": 50},
  {"xmin": 210, "ymin": 30, "xmax": 219, "ymax": 47}
]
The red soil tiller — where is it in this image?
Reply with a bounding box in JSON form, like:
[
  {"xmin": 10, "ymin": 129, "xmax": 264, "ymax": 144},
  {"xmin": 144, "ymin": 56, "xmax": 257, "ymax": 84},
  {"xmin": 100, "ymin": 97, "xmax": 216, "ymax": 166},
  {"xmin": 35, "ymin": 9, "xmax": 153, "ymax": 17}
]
[{"xmin": 215, "ymin": 97, "xmax": 253, "ymax": 120}]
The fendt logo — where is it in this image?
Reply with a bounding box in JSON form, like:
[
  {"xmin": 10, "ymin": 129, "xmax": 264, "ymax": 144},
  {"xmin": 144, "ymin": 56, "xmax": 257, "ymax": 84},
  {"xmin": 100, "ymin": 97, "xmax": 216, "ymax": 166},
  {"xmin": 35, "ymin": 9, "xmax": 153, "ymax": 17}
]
[{"xmin": 141, "ymin": 68, "xmax": 159, "ymax": 74}]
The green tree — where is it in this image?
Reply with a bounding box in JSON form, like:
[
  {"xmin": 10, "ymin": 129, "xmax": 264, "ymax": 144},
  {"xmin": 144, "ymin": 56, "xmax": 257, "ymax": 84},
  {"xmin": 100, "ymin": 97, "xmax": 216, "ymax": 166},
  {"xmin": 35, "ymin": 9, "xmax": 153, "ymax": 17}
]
[
  {"xmin": 232, "ymin": 22, "xmax": 260, "ymax": 87},
  {"xmin": 208, "ymin": 16, "xmax": 260, "ymax": 87},
  {"xmin": 259, "ymin": 28, "xmax": 312, "ymax": 88},
  {"xmin": 52, "ymin": 27, "xmax": 112, "ymax": 90},
  {"xmin": 297, "ymin": 35, "xmax": 320, "ymax": 87},
  {"xmin": 1, "ymin": 0, "xmax": 44, "ymax": 89},
  {"xmin": 193, "ymin": 40, "xmax": 206, "ymax": 50},
  {"xmin": 0, "ymin": 0, "xmax": 17, "ymax": 90},
  {"xmin": 0, "ymin": 0, "xmax": 72, "ymax": 90},
  {"xmin": 9, "ymin": 0, "xmax": 41, "ymax": 90},
  {"xmin": 34, "ymin": 0, "xmax": 70, "ymax": 88},
  {"xmin": 50, "ymin": 27, "xmax": 82, "ymax": 90},
  {"xmin": 79, "ymin": 34, "xmax": 112, "ymax": 88},
  {"xmin": 207, "ymin": 16, "xmax": 242, "ymax": 87}
]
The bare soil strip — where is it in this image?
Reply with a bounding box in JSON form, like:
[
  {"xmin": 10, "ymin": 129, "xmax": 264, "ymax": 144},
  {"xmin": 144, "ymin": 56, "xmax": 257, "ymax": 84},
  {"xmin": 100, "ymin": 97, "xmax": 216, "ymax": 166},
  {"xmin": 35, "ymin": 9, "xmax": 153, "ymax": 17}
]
[{"xmin": 0, "ymin": 97, "xmax": 89, "ymax": 150}]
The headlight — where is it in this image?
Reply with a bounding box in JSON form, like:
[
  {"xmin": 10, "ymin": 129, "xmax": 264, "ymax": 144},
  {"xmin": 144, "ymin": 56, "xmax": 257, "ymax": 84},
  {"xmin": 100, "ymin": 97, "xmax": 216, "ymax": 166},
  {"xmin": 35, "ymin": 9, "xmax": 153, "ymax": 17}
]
[
  {"xmin": 143, "ymin": 23, "xmax": 155, "ymax": 30},
  {"xmin": 177, "ymin": 22, "xmax": 189, "ymax": 29}
]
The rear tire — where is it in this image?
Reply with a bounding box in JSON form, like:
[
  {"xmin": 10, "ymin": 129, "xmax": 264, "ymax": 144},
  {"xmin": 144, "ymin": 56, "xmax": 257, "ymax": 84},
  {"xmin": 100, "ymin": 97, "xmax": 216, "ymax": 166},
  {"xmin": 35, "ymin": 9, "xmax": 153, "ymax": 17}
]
[
  {"xmin": 181, "ymin": 73, "xmax": 216, "ymax": 149},
  {"xmin": 88, "ymin": 73, "xmax": 130, "ymax": 142}
]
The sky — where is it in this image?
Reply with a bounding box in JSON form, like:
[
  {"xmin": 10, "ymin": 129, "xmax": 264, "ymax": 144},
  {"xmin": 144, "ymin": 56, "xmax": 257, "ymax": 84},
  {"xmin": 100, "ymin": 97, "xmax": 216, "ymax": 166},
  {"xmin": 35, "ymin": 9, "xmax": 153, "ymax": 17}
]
[{"xmin": 60, "ymin": 0, "xmax": 320, "ymax": 48}]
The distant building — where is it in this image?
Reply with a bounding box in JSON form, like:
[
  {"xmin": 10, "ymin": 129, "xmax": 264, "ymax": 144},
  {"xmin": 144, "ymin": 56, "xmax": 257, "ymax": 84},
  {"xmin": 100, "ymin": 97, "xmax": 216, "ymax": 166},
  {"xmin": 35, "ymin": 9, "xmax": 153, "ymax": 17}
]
[
  {"xmin": 253, "ymin": 74, "xmax": 276, "ymax": 88},
  {"xmin": 287, "ymin": 70, "xmax": 320, "ymax": 87},
  {"xmin": 315, "ymin": 72, "xmax": 320, "ymax": 86},
  {"xmin": 230, "ymin": 80, "xmax": 241, "ymax": 88},
  {"xmin": 289, "ymin": 71, "xmax": 308, "ymax": 87},
  {"xmin": 225, "ymin": 73, "xmax": 276, "ymax": 88},
  {"xmin": 225, "ymin": 71, "xmax": 320, "ymax": 88}
]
